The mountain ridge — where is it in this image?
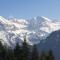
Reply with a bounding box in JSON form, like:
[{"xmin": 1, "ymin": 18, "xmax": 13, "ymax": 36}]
[
  {"xmin": 0, "ymin": 16, "xmax": 60, "ymax": 47},
  {"xmin": 37, "ymin": 30, "xmax": 60, "ymax": 60}
]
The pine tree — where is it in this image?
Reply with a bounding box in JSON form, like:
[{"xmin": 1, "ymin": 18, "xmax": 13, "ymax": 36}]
[
  {"xmin": 0, "ymin": 41, "xmax": 7, "ymax": 60},
  {"xmin": 21, "ymin": 35, "xmax": 29, "ymax": 60},
  {"xmin": 46, "ymin": 50, "xmax": 54, "ymax": 60},
  {"xmin": 6, "ymin": 48, "xmax": 16, "ymax": 60},
  {"xmin": 14, "ymin": 42, "xmax": 22, "ymax": 60},
  {"xmin": 40, "ymin": 51, "xmax": 46, "ymax": 60},
  {"xmin": 31, "ymin": 45, "xmax": 39, "ymax": 60}
]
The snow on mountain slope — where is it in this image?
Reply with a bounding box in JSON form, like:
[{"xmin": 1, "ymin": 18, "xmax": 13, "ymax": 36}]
[{"xmin": 0, "ymin": 16, "xmax": 60, "ymax": 47}]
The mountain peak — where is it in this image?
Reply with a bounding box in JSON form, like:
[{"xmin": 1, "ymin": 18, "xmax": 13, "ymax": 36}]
[
  {"xmin": 0, "ymin": 16, "xmax": 60, "ymax": 47},
  {"xmin": 32, "ymin": 16, "xmax": 52, "ymax": 23},
  {"xmin": 0, "ymin": 16, "xmax": 4, "ymax": 18},
  {"xmin": 41, "ymin": 16, "xmax": 51, "ymax": 21},
  {"xmin": 0, "ymin": 16, "xmax": 6, "ymax": 20}
]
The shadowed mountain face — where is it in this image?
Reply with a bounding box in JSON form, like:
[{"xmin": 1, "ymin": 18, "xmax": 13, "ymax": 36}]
[{"xmin": 37, "ymin": 30, "xmax": 60, "ymax": 60}]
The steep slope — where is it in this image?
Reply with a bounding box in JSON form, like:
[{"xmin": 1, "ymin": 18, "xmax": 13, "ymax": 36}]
[
  {"xmin": 0, "ymin": 16, "xmax": 60, "ymax": 47},
  {"xmin": 37, "ymin": 30, "xmax": 60, "ymax": 60}
]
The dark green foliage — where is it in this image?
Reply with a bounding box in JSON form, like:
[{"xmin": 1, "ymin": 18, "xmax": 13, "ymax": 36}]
[
  {"xmin": 40, "ymin": 51, "xmax": 46, "ymax": 60},
  {"xmin": 21, "ymin": 36, "xmax": 30, "ymax": 60},
  {"xmin": 46, "ymin": 50, "xmax": 54, "ymax": 60},
  {"xmin": 40, "ymin": 50, "xmax": 54, "ymax": 60},
  {"xmin": 0, "ymin": 39, "xmax": 55, "ymax": 60},
  {"xmin": 31, "ymin": 45, "xmax": 39, "ymax": 60},
  {"xmin": 0, "ymin": 41, "xmax": 7, "ymax": 60},
  {"xmin": 6, "ymin": 48, "xmax": 16, "ymax": 60},
  {"xmin": 14, "ymin": 42, "xmax": 22, "ymax": 60}
]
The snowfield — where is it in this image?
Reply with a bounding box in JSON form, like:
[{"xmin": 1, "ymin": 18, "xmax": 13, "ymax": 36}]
[{"xmin": 0, "ymin": 16, "xmax": 60, "ymax": 47}]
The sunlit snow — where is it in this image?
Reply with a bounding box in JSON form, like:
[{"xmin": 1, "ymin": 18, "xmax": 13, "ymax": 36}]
[{"xmin": 0, "ymin": 16, "xmax": 60, "ymax": 47}]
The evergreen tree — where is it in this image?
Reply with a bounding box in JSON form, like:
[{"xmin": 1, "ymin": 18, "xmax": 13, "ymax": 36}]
[
  {"xmin": 6, "ymin": 48, "xmax": 16, "ymax": 60},
  {"xmin": 0, "ymin": 41, "xmax": 7, "ymax": 60},
  {"xmin": 40, "ymin": 51, "xmax": 46, "ymax": 60},
  {"xmin": 21, "ymin": 35, "xmax": 29, "ymax": 60},
  {"xmin": 31, "ymin": 45, "xmax": 39, "ymax": 60},
  {"xmin": 14, "ymin": 42, "xmax": 22, "ymax": 60},
  {"xmin": 46, "ymin": 50, "xmax": 54, "ymax": 60}
]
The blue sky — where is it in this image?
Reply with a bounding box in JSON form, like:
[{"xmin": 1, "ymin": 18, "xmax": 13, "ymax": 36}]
[{"xmin": 0, "ymin": 0, "xmax": 60, "ymax": 19}]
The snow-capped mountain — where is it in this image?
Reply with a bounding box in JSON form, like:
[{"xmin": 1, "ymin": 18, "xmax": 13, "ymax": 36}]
[{"xmin": 0, "ymin": 16, "xmax": 60, "ymax": 47}]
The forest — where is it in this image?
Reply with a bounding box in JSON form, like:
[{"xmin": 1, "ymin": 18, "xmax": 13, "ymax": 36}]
[{"xmin": 0, "ymin": 37, "xmax": 54, "ymax": 60}]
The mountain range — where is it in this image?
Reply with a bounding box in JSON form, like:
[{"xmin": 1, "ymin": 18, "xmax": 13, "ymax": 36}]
[
  {"xmin": 0, "ymin": 16, "xmax": 60, "ymax": 60},
  {"xmin": 0, "ymin": 16, "xmax": 60, "ymax": 47}
]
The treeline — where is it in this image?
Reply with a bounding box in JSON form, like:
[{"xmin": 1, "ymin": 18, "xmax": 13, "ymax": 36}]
[{"xmin": 0, "ymin": 37, "xmax": 55, "ymax": 60}]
